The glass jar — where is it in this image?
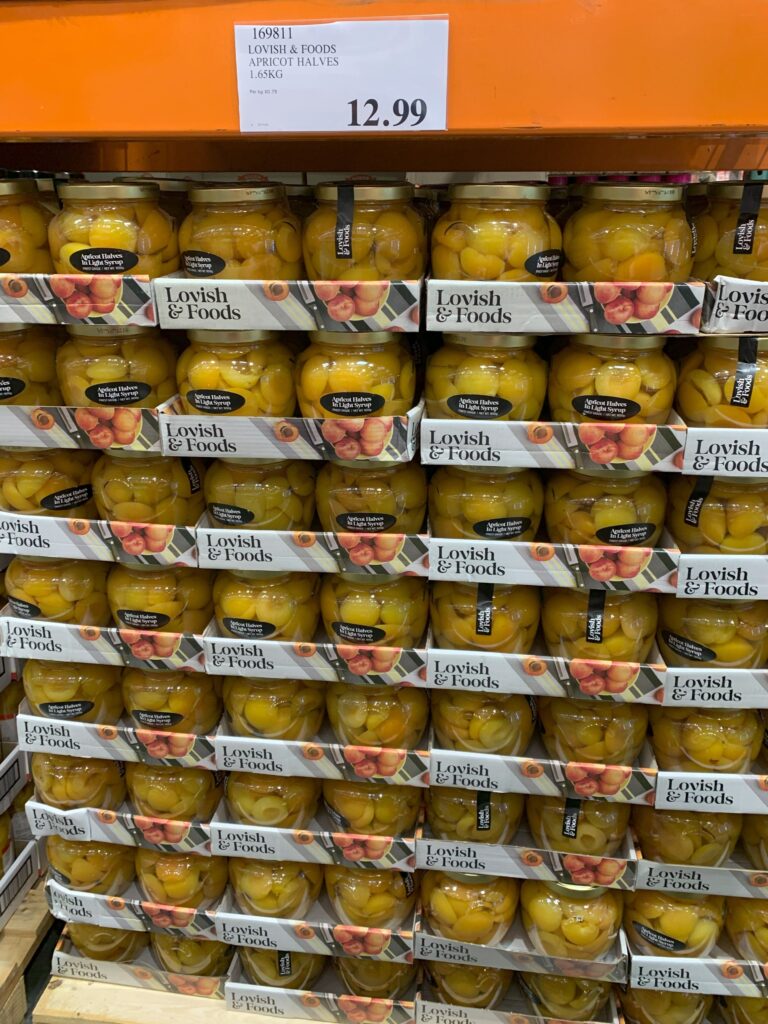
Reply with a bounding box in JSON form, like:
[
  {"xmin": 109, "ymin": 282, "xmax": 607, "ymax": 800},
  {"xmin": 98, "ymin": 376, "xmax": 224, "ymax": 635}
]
[
  {"xmin": 316, "ymin": 460, "xmax": 427, "ymax": 534},
  {"xmin": 429, "ymin": 467, "xmax": 544, "ymax": 541},
  {"xmin": 0, "ymin": 325, "xmax": 61, "ymax": 405},
  {"xmin": 741, "ymin": 815, "xmax": 768, "ymax": 870},
  {"xmin": 620, "ymin": 989, "xmax": 712, "ymax": 1024},
  {"xmin": 727, "ymin": 898, "xmax": 768, "ymax": 961},
  {"xmin": 539, "ymin": 698, "xmax": 649, "ymax": 766},
  {"xmin": 658, "ymin": 597, "xmax": 768, "ymax": 668},
  {"xmin": 545, "ymin": 470, "xmax": 667, "ymax": 547},
  {"xmin": 135, "ymin": 849, "xmax": 228, "ymax": 908},
  {"xmin": 549, "ymin": 335, "xmax": 676, "ymax": 424},
  {"xmin": 323, "ymin": 780, "xmax": 421, "ymax": 836},
  {"xmin": 213, "ymin": 570, "xmax": 320, "ymax": 640},
  {"xmin": 304, "ymin": 182, "xmax": 426, "ymax": 280},
  {"xmin": 335, "ymin": 958, "xmax": 416, "ymax": 999},
  {"xmin": 563, "ymin": 183, "xmax": 692, "ymax": 282},
  {"xmin": 326, "ymin": 681, "xmax": 428, "ymax": 749},
  {"xmin": 122, "ymin": 668, "xmax": 222, "ymax": 734},
  {"xmin": 522, "ymin": 880, "xmax": 622, "ymax": 959},
  {"xmin": 692, "ymin": 183, "xmax": 768, "ymax": 281},
  {"xmin": 120, "ymin": 176, "xmax": 190, "ymax": 235},
  {"xmin": 320, "ymin": 575, "xmax": 428, "ymax": 648},
  {"xmin": 241, "ymin": 948, "xmax": 325, "ymax": 990},
  {"xmin": 24, "ymin": 660, "xmax": 123, "ymax": 724},
  {"xmin": 125, "ymin": 763, "xmax": 223, "ymax": 821},
  {"xmin": 422, "ymin": 871, "xmax": 519, "ymax": 944},
  {"xmin": 427, "ymin": 963, "xmax": 512, "ymax": 1009},
  {"xmin": 541, "ymin": 588, "xmax": 658, "ymax": 661},
  {"xmin": 176, "ymin": 331, "xmax": 296, "ymax": 417},
  {"xmin": 295, "ymin": 331, "xmax": 415, "ymax": 420},
  {"xmin": 57, "ymin": 326, "xmax": 176, "ymax": 421},
  {"xmin": 632, "ymin": 806, "xmax": 743, "ymax": 866},
  {"xmin": 430, "ymin": 581, "xmax": 540, "ymax": 653},
  {"xmin": 223, "ymin": 678, "xmax": 325, "ymax": 740},
  {"xmin": 431, "ymin": 691, "xmax": 536, "ymax": 756},
  {"xmin": 107, "ymin": 564, "xmax": 213, "ymax": 634},
  {"xmin": 431, "ymin": 183, "xmax": 561, "ymax": 281},
  {"xmin": 425, "ymin": 334, "xmax": 547, "ymax": 420},
  {"xmin": 723, "ymin": 996, "xmax": 768, "ymax": 1024},
  {"xmin": 47, "ymin": 836, "xmax": 135, "ymax": 895},
  {"xmin": 650, "ymin": 707, "xmax": 762, "ymax": 773},
  {"xmin": 150, "ymin": 933, "xmax": 233, "ymax": 976},
  {"xmin": 522, "ymin": 973, "xmax": 612, "ymax": 1022},
  {"xmin": 625, "ymin": 889, "xmax": 725, "ymax": 956},
  {"xmin": 32, "ymin": 754, "xmax": 126, "ymax": 810},
  {"xmin": 7, "ymin": 556, "xmax": 110, "ymax": 625},
  {"xmin": 426, "ymin": 788, "xmax": 524, "ymax": 844},
  {"xmin": 49, "ymin": 182, "xmax": 176, "ymax": 278},
  {"xmin": 526, "ymin": 796, "xmax": 630, "ymax": 857},
  {"xmin": 667, "ymin": 477, "xmax": 768, "ymax": 554},
  {"xmin": 203, "ymin": 458, "xmax": 315, "ymax": 530},
  {"xmin": 68, "ymin": 924, "xmax": 149, "ymax": 963},
  {"xmin": 227, "ymin": 774, "xmax": 320, "ymax": 828},
  {"xmin": 179, "ymin": 183, "xmax": 302, "ymax": 280},
  {"xmin": 324, "ymin": 864, "xmax": 417, "ymax": 928},
  {"xmin": 677, "ymin": 336, "xmax": 768, "ymax": 428},
  {"xmin": 0, "ymin": 179, "xmax": 53, "ymax": 273},
  {"xmin": 0, "ymin": 448, "xmax": 96, "ymax": 517},
  {"xmin": 92, "ymin": 451, "xmax": 205, "ymax": 525}
]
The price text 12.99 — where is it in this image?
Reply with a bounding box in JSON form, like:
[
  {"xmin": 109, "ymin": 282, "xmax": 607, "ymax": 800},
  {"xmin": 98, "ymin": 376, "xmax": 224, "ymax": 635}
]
[{"xmin": 348, "ymin": 98, "xmax": 427, "ymax": 128}]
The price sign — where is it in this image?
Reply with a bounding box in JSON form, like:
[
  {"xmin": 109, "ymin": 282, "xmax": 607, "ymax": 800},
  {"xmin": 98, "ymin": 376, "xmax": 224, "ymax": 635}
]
[{"xmin": 234, "ymin": 18, "xmax": 449, "ymax": 133}]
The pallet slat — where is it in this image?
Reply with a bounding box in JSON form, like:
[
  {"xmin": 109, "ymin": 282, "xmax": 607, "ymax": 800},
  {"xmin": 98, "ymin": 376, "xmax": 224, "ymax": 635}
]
[{"xmin": 0, "ymin": 884, "xmax": 52, "ymax": 1023}]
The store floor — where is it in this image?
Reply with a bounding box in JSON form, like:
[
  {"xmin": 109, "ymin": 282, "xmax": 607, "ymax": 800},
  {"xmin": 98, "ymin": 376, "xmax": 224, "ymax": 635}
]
[{"xmin": 24, "ymin": 920, "xmax": 62, "ymax": 1022}]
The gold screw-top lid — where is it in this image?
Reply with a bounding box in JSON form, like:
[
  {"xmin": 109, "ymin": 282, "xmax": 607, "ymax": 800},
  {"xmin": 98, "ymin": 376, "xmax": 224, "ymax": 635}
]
[
  {"xmin": 0, "ymin": 179, "xmax": 40, "ymax": 198},
  {"xmin": 310, "ymin": 330, "xmax": 398, "ymax": 346},
  {"xmin": 314, "ymin": 182, "xmax": 413, "ymax": 201},
  {"xmin": 188, "ymin": 183, "xmax": 286, "ymax": 204},
  {"xmin": 66, "ymin": 325, "xmax": 152, "ymax": 340},
  {"xmin": 699, "ymin": 335, "xmax": 768, "ymax": 352},
  {"xmin": 708, "ymin": 182, "xmax": 765, "ymax": 201},
  {"xmin": 187, "ymin": 330, "xmax": 280, "ymax": 344},
  {"xmin": 582, "ymin": 183, "xmax": 684, "ymax": 202},
  {"xmin": 445, "ymin": 333, "xmax": 537, "ymax": 349},
  {"xmin": 572, "ymin": 333, "xmax": 666, "ymax": 351},
  {"xmin": 543, "ymin": 881, "xmax": 609, "ymax": 898},
  {"xmin": 448, "ymin": 183, "xmax": 549, "ymax": 201},
  {"xmin": 58, "ymin": 182, "xmax": 159, "ymax": 201}
]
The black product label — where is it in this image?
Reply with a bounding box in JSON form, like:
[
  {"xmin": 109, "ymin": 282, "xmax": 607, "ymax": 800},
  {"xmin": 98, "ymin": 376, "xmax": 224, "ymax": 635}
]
[
  {"xmin": 39, "ymin": 484, "xmax": 93, "ymax": 512},
  {"xmin": 182, "ymin": 250, "xmax": 227, "ymax": 277},
  {"xmin": 401, "ymin": 872, "xmax": 416, "ymax": 896},
  {"xmin": 572, "ymin": 395, "xmax": 641, "ymax": 421},
  {"xmin": 562, "ymin": 798, "xmax": 581, "ymax": 838},
  {"xmin": 70, "ymin": 248, "xmax": 139, "ymax": 273},
  {"xmin": 683, "ymin": 477, "xmax": 713, "ymax": 527},
  {"xmin": 731, "ymin": 337, "xmax": 759, "ymax": 407},
  {"xmin": 585, "ymin": 590, "xmax": 606, "ymax": 644},
  {"xmin": 633, "ymin": 922, "xmax": 686, "ymax": 953},
  {"xmin": 9, "ymin": 597, "xmax": 40, "ymax": 618},
  {"xmin": 0, "ymin": 248, "xmax": 10, "ymax": 268},
  {"xmin": 85, "ymin": 381, "xmax": 151, "ymax": 406},
  {"xmin": 662, "ymin": 630, "xmax": 715, "ymax": 663},
  {"xmin": 0, "ymin": 377, "xmax": 26, "ymax": 401},
  {"xmin": 332, "ymin": 621, "xmax": 386, "ymax": 644},
  {"xmin": 182, "ymin": 457, "xmax": 202, "ymax": 494},
  {"xmin": 39, "ymin": 700, "xmax": 94, "ymax": 719},
  {"xmin": 324, "ymin": 800, "xmax": 347, "ymax": 831},
  {"xmin": 320, "ymin": 392, "xmax": 385, "ymax": 417},
  {"xmin": 733, "ymin": 183, "xmax": 764, "ymax": 255},
  {"xmin": 524, "ymin": 248, "xmax": 562, "ymax": 278},
  {"xmin": 131, "ymin": 710, "xmax": 184, "ymax": 729},
  {"xmin": 473, "ymin": 516, "xmax": 531, "ymax": 539},
  {"xmin": 476, "ymin": 791, "xmax": 492, "ymax": 831},
  {"xmin": 690, "ymin": 217, "xmax": 699, "ymax": 258},
  {"xmin": 118, "ymin": 609, "xmax": 170, "ymax": 630},
  {"xmin": 595, "ymin": 523, "xmax": 656, "ymax": 545},
  {"xmin": 187, "ymin": 389, "xmax": 245, "ymax": 414},
  {"xmin": 446, "ymin": 394, "xmax": 512, "ymax": 419},
  {"xmin": 223, "ymin": 617, "xmax": 276, "ymax": 639},
  {"xmin": 335, "ymin": 184, "xmax": 354, "ymax": 259},
  {"xmin": 209, "ymin": 503, "xmax": 255, "ymax": 526},
  {"xmin": 277, "ymin": 952, "xmax": 293, "ymax": 978},
  {"xmin": 337, "ymin": 513, "xmax": 396, "ymax": 533},
  {"xmin": 475, "ymin": 582, "xmax": 494, "ymax": 636}
]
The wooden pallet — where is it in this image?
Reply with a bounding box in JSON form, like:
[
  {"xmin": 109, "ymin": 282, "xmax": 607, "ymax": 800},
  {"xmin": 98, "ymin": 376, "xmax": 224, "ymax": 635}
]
[{"xmin": 0, "ymin": 884, "xmax": 52, "ymax": 1024}]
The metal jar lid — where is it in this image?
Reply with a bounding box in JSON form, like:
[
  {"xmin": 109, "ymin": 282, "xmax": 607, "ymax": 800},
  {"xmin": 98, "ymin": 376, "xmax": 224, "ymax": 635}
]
[
  {"xmin": 58, "ymin": 182, "xmax": 159, "ymax": 201},
  {"xmin": 187, "ymin": 329, "xmax": 280, "ymax": 345},
  {"xmin": 708, "ymin": 182, "xmax": 765, "ymax": 201},
  {"xmin": 310, "ymin": 330, "xmax": 399, "ymax": 346},
  {"xmin": 188, "ymin": 183, "xmax": 286, "ymax": 204},
  {"xmin": 0, "ymin": 179, "xmax": 40, "ymax": 198},
  {"xmin": 448, "ymin": 183, "xmax": 549, "ymax": 202},
  {"xmin": 572, "ymin": 333, "xmax": 666, "ymax": 351},
  {"xmin": 314, "ymin": 182, "xmax": 413, "ymax": 202},
  {"xmin": 699, "ymin": 335, "xmax": 767, "ymax": 353},
  {"xmin": 445, "ymin": 333, "xmax": 537, "ymax": 350},
  {"xmin": 66, "ymin": 325, "xmax": 152, "ymax": 340},
  {"xmin": 582, "ymin": 183, "xmax": 684, "ymax": 203}
]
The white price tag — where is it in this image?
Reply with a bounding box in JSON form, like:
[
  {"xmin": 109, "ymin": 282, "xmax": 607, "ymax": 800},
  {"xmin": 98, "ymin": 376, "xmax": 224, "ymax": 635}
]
[{"xmin": 234, "ymin": 18, "xmax": 449, "ymax": 133}]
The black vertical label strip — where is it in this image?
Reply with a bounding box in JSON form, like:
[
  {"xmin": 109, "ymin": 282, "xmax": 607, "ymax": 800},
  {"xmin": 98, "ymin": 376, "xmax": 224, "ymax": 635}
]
[
  {"xmin": 277, "ymin": 951, "xmax": 293, "ymax": 977},
  {"xmin": 731, "ymin": 337, "xmax": 759, "ymax": 407},
  {"xmin": 476, "ymin": 791, "xmax": 492, "ymax": 831},
  {"xmin": 733, "ymin": 182, "xmax": 763, "ymax": 254},
  {"xmin": 182, "ymin": 457, "xmax": 202, "ymax": 494},
  {"xmin": 335, "ymin": 185, "xmax": 355, "ymax": 259},
  {"xmin": 562, "ymin": 797, "xmax": 581, "ymax": 838},
  {"xmin": 475, "ymin": 583, "xmax": 494, "ymax": 636},
  {"xmin": 684, "ymin": 476, "xmax": 713, "ymax": 527},
  {"xmin": 585, "ymin": 590, "xmax": 605, "ymax": 644},
  {"xmin": 401, "ymin": 872, "xmax": 416, "ymax": 896}
]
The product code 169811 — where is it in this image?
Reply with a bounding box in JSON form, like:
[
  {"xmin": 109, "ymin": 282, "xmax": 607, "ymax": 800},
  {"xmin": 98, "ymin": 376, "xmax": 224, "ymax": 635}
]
[{"xmin": 252, "ymin": 26, "xmax": 293, "ymax": 40}]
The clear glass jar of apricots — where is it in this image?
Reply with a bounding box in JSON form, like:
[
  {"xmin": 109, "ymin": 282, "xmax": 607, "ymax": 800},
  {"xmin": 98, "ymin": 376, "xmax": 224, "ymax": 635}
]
[
  {"xmin": 179, "ymin": 183, "xmax": 302, "ymax": 280},
  {"xmin": 213, "ymin": 570, "xmax": 320, "ymax": 641},
  {"xmin": 204, "ymin": 458, "xmax": 315, "ymax": 530},
  {"xmin": 692, "ymin": 182, "xmax": 768, "ymax": 281},
  {"xmin": 6, "ymin": 555, "xmax": 110, "ymax": 625},
  {"xmin": 431, "ymin": 691, "xmax": 536, "ymax": 756},
  {"xmin": 126, "ymin": 763, "xmax": 223, "ymax": 821},
  {"xmin": 620, "ymin": 988, "xmax": 713, "ymax": 1024},
  {"xmin": 625, "ymin": 889, "xmax": 725, "ymax": 957},
  {"xmin": 429, "ymin": 467, "xmax": 543, "ymax": 541},
  {"xmin": 24, "ymin": 660, "xmax": 123, "ymax": 724},
  {"xmin": 335, "ymin": 959, "xmax": 416, "ymax": 1000},
  {"xmin": 544, "ymin": 469, "xmax": 667, "ymax": 547},
  {"xmin": 0, "ymin": 179, "xmax": 53, "ymax": 273},
  {"xmin": 522, "ymin": 880, "xmax": 623, "ymax": 959},
  {"xmin": 431, "ymin": 183, "xmax": 561, "ymax": 281},
  {"xmin": 32, "ymin": 753, "xmax": 126, "ymax": 811},
  {"xmin": 324, "ymin": 864, "xmax": 417, "ymax": 928},
  {"xmin": 631, "ymin": 806, "xmax": 743, "ymax": 867},
  {"xmin": 650, "ymin": 707, "xmax": 762, "ymax": 773},
  {"xmin": 422, "ymin": 871, "xmax": 519, "ymax": 945},
  {"xmin": 549, "ymin": 335, "xmax": 677, "ymax": 424},
  {"xmin": 92, "ymin": 450, "xmax": 205, "ymax": 526},
  {"xmin": 524, "ymin": 973, "xmax": 612, "ymax": 1022},
  {"xmin": 538, "ymin": 697, "xmax": 649, "ymax": 766},
  {"xmin": 320, "ymin": 574, "xmax": 428, "ymax": 648},
  {"xmin": 47, "ymin": 835, "xmax": 135, "ymax": 895},
  {"xmin": 562, "ymin": 183, "xmax": 692, "ymax": 282},
  {"xmin": 0, "ymin": 448, "xmax": 97, "ymax": 517},
  {"xmin": 425, "ymin": 334, "xmax": 547, "ymax": 420},
  {"xmin": 107, "ymin": 563, "xmax": 213, "ymax": 633},
  {"xmin": 49, "ymin": 182, "xmax": 177, "ymax": 277},
  {"xmin": 316, "ymin": 460, "xmax": 427, "ymax": 534},
  {"xmin": 722, "ymin": 996, "xmax": 768, "ymax": 1024},
  {"xmin": 430, "ymin": 581, "xmax": 540, "ymax": 653},
  {"xmin": 227, "ymin": 774, "xmax": 321, "ymax": 829},
  {"xmin": 223, "ymin": 677, "xmax": 325, "ymax": 741},
  {"xmin": 667, "ymin": 476, "xmax": 768, "ymax": 554},
  {"xmin": 122, "ymin": 668, "xmax": 223, "ymax": 735},
  {"xmin": 427, "ymin": 788, "xmax": 525, "ymax": 845},
  {"xmin": 658, "ymin": 596, "xmax": 768, "ymax": 669},
  {"xmin": 242, "ymin": 949, "xmax": 325, "ymax": 991},
  {"xmin": 677, "ymin": 336, "xmax": 768, "ymax": 428},
  {"xmin": 326, "ymin": 680, "xmax": 428, "ymax": 748},
  {"xmin": 427, "ymin": 963, "xmax": 513, "ymax": 1009},
  {"xmin": 541, "ymin": 588, "xmax": 658, "ymax": 662},
  {"xmin": 67, "ymin": 924, "xmax": 149, "ymax": 964},
  {"xmin": 0, "ymin": 325, "xmax": 61, "ymax": 405},
  {"xmin": 304, "ymin": 182, "xmax": 426, "ymax": 281}
]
